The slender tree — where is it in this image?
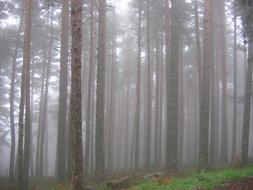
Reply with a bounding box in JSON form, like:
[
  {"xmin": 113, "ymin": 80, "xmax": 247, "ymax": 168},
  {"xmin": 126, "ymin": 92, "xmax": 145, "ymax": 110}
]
[
  {"xmin": 18, "ymin": 0, "xmax": 32, "ymax": 189},
  {"xmin": 57, "ymin": 0, "xmax": 69, "ymax": 182},
  {"xmin": 199, "ymin": 0, "xmax": 213, "ymax": 169},
  {"xmin": 9, "ymin": 7, "xmax": 23, "ymax": 179},
  {"xmin": 134, "ymin": 0, "xmax": 142, "ymax": 170},
  {"xmin": 220, "ymin": 0, "xmax": 228, "ymax": 164},
  {"xmin": 232, "ymin": 1, "xmax": 238, "ymax": 160},
  {"xmin": 145, "ymin": 0, "xmax": 152, "ymax": 169},
  {"xmin": 85, "ymin": 0, "xmax": 94, "ymax": 176},
  {"xmin": 95, "ymin": 0, "xmax": 106, "ymax": 182},
  {"xmin": 166, "ymin": 0, "xmax": 180, "ymax": 171}
]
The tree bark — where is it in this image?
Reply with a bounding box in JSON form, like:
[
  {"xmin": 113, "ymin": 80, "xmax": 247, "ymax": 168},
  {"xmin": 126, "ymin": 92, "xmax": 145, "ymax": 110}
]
[
  {"xmin": 22, "ymin": 0, "xmax": 32, "ymax": 188},
  {"xmin": 57, "ymin": 0, "xmax": 69, "ymax": 182},
  {"xmin": 134, "ymin": 0, "xmax": 141, "ymax": 170},
  {"xmin": 220, "ymin": 0, "xmax": 228, "ymax": 164},
  {"xmin": 9, "ymin": 7, "xmax": 23, "ymax": 180},
  {"xmin": 70, "ymin": 0, "xmax": 84, "ymax": 188},
  {"xmin": 232, "ymin": 1, "xmax": 238, "ymax": 161},
  {"xmin": 241, "ymin": 41, "xmax": 253, "ymax": 165},
  {"xmin": 95, "ymin": 0, "xmax": 106, "ymax": 182},
  {"xmin": 199, "ymin": 0, "xmax": 213, "ymax": 169},
  {"xmin": 145, "ymin": 0, "xmax": 152, "ymax": 169},
  {"xmin": 166, "ymin": 0, "xmax": 180, "ymax": 171}
]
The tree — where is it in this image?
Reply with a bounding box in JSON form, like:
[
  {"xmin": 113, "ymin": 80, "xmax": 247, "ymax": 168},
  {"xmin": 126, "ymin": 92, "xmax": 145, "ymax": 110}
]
[
  {"xmin": 85, "ymin": 0, "xmax": 94, "ymax": 176},
  {"xmin": 219, "ymin": 0, "xmax": 228, "ymax": 164},
  {"xmin": 9, "ymin": 6, "xmax": 23, "ymax": 179},
  {"xmin": 145, "ymin": 0, "xmax": 152, "ymax": 169},
  {"xmin": 95, "ymin": 0, "xmax": 106, "ymax": 181},
  {"xmin": 134, "ymin": 0, "xmax": 142, "ymax": 170},
  {"xmin": 166, "ymin": 0, "xmax": 180, "ymax": 171},
  {"xmin": 57, "ymin": 0, "xmax": 69, "ymax": 182},
  {"xmin": 232, "ymin": 0, "xmax": 238, "ymax": 160},
  {"xmin": 239, "ymin": 1, "xmax": 253, "ymax": 165},
  {"xmin": 199, "ymin": 0, "xmax": 213, "ymax": 169},
  {"xmin": 70, "ymin": 0, "xmax": 84, "ymax": 188},
  {"xmin": 18, "ymin": 0, "xmax": 32, "ymax": 188}
]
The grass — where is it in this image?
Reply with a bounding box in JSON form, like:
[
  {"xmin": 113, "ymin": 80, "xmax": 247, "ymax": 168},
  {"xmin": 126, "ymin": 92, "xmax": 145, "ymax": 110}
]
[
  {"xmin": 130, "ymin": 166, "xmax": 253, "ymax": 190},
  {"xmin": 36, "ymin": 165, "xmax": 253, "ymax": 190}
]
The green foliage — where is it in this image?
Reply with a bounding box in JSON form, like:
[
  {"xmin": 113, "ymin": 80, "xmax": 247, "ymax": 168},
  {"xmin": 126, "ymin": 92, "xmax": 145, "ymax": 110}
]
[
  {"xmin": 131, "ymin": 166, "xmax": 253, "ymax": 190},
  {"xmin": 39, "ymin": 166, "xmax": 253, "ymax": 190}
]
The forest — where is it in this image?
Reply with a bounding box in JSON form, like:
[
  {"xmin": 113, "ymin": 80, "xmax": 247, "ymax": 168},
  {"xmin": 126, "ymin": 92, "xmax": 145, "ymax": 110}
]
[{"xmin": 0, "ymin": 0, "xmax": 253, "ymax": 190}]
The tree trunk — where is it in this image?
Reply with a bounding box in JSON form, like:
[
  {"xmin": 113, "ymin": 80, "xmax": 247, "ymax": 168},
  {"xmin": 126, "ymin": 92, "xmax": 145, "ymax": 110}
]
[
  {"xmin": 199, "ymin": 0, "xmax": 213, "ymax": 169},
  {"xmin": 70, "ymin": 0, "xmax": 84, "ymax": 189},
  {"xmin": 22, "ymin": 0, "xmax": 32, "ymax": 188},
  {"xmin": 220, "ymin": 0, "xmax": 228, "ymax": 164},
  {"xmin": 166, "ymin": 0, "xmax": 180, "ymax": 171},
  {"xmin": 134, "ymin": 0, "xmax": 141, "ymax": 170},
  {"xmin": 95, "ymin": 0, "xmax": 106, "ymax": 182},
  {"xmin": 107, "ymin": 6, "xmax": 116, "ymax": 173},
  {"xmin": 145, "ymin": 0, "xmax": 152, "ymax": 169},
  {"xmin": 232, "ymin": 1, "xmax": 237, "ymax": 161},
  {"xmin": 57, "ymin": 0, "xmax": 69, "ymax": 182},
  {"xmin": 9, "ymin": 8, "xmax": 23, "ymax": 180},
  {"xmin": 241, "ymin": 41, "xmax": 253, "ymax": 165},
  {"xmin": 85, "ymin": 0, "xmax": 94, "ymax": 177}
]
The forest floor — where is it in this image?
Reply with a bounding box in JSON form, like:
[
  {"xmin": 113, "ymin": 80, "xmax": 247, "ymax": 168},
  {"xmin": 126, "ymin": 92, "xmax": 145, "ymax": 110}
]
[{"xmin": 1, "ymin": 166, "xmax": 253, "ymax": 190}]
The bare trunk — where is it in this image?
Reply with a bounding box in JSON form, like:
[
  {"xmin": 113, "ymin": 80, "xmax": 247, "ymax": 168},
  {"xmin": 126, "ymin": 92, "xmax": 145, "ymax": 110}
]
[
  {"xmin": 199, "ymin": 0, "xmax": 213, "ymax": 169},
  {"xmin": 134, "ymin": 0, "xmax": 141, "ymax": 170},
  {"xmin": 95, "ymin": 0, "xmax": 106, "ymax": 181},
  {"xmin": 70, "ymin": 0, "xmax": 84, "ymax": 188},
  {"xmin": 57, "ymin": 0, "xmax": 69, "ymax": 182}
]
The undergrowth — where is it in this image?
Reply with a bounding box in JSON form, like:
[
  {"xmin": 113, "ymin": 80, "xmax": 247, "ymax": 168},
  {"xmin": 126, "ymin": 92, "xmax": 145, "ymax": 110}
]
[
  {"xmin": 42, "ymin": 166, "xmax": 253, "ymax": 190},
  {"xmin": 131, "ymin": 166, "xmax": 253, "ymax": 190}
]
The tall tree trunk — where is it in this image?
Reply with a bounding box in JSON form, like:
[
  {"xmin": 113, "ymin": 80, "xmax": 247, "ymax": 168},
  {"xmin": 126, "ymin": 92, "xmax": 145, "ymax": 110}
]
[
  {"xmin": 85, "ymin": 0, "xmax": 94, "ymax": 177},
  {"xmin": 145, "ymin": 0, "xmax": 152, "ymax": 169},
  {"xmin": 95, "ymin": 0, "xmax": 106, "ymax": 182},
  {"xmin": 232, "ymin": 1, "xmax": 238, "ymax": 161},
  {"xmin": 134, "ymin": 0, "xmax": 141, "ymax": 170},
  {"xmin": 194, "ymin": 0, "xmax": 201, "ymax": 165},
  {"xmin": 30, "ymin": 58, "xmax": 35, "ymax": 177},
  {"xmin": 70, "ymin": 0, "xmax": 84, "ymax": 189},
  {"xmin": 199, "ymin": 0, "xmax": 213, "ymax": 169},
  {"xmin": 166, "ymin": 0, "xmax": 180, "ymax": 171},
  {"xmin": 41, "ymin": 8, "xmax": 53, "ymax": 176},
  {"xmin": 220, "ymin": 0, "xmax": 228, "ymax": 164},
  {"xmin": 22, "ymin": 0, "xmax": 32, "ymax": 188},
  {"xmin": 107, "ymin": 6, "xmax": 116, "ymax": 173},
  {"xmin": 241, "ymin": 42, "xmax": 253, "ymax": 165},
  {"xmin": 57, "ymin": 0, "xmax": 69, "ymax": 182},
  {"xmin": 36, "ymin": 49, "xmax": 46, "ymax": 176},
  {"xmin": 9, "ymin": 8, "xmax": 23, "ymax": 180},
  {"xmin": 154, "ymin": 33, "xmax": 161, "ymax": 168},
  {"xmin": 17, "ymin": 39, "xmax": 26, "ymax": 190},
  {"xmin": 194, "ymin": 0, "xmax": 202, "ymax": 88},
  {"xmin": 124, "ymin": 48, "xmax": 131, "ymax": 170}
]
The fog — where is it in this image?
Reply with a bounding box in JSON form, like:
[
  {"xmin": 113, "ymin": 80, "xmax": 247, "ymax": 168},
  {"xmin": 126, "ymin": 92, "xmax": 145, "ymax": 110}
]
[{"xmin": 0, "ymin": 0, "xmax": 253, "ymax": 189}]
